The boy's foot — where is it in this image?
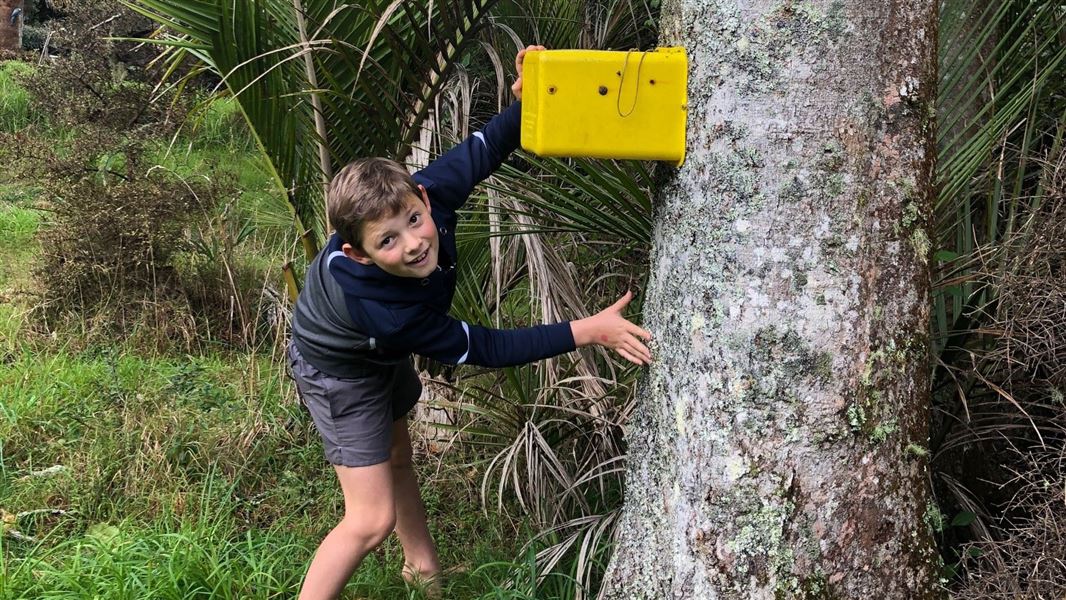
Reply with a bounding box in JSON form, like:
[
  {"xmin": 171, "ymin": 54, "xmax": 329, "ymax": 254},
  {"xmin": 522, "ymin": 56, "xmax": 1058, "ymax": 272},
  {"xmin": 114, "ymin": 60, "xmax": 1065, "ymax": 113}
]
[{"xmin": 402, "ymin": 564, "xmax": 442, "ymax": 598}]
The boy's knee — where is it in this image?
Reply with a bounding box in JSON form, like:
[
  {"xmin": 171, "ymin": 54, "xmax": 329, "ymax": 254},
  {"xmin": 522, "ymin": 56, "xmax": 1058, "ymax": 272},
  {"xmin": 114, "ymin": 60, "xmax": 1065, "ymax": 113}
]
[{"xmin": 341, "ymin": 508, "xmax": 396, "ymax": 549}]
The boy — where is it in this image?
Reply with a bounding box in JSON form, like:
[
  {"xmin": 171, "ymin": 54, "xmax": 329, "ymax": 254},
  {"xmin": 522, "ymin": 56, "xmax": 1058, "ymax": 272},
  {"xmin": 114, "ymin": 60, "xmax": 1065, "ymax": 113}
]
[{"xmin": 288, "ymin": 46, "xmax": 652, "ymax": 600}]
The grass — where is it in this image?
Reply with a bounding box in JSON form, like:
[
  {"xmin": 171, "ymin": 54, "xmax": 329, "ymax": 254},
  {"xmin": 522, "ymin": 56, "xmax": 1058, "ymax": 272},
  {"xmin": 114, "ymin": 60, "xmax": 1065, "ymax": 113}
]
[
  {"xmin": 0, "ymin": 62, "xmax": 34, "ymax": 133},
  {"xmin": 0, "ymin": 484, "xmax": 311, "ymax": 599},
  {"xmin": 0, "ymin": 184, "xmax": 41, "ymax": 356},
  {"xmin": 0, "ymin": 318, "xmax": 527, "ymax": 598},
  {"xmin": 184, "ymin": 96, "xmax": 256, "ymax": 152}
]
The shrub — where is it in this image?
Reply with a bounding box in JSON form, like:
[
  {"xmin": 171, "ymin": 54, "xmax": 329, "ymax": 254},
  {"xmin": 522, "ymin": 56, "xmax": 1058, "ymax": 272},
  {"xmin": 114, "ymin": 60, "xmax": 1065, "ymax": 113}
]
[
  {"xmin": 21, "ymin": 25, "xmax": 49, "ymax": 53},
  {"xmin": 958, "ymin": 444, "xmax": 1066, "ymax": 598},
  {"xmin": 0, "ymin": 2, "xmax": 281, "ymax": 352},
  {"xmin": 33, "ymin": 159, "xmax": 197, "ymax": 322},
  {"xmin": 19, "ymin": 131, "xmax": 278, "ymax": 351}
]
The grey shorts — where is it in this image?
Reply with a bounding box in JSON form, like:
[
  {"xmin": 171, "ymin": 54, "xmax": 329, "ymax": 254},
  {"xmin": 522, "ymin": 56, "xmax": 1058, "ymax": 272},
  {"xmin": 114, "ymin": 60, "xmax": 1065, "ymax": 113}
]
[{"xmin": 287, "ymin": 342, "xmax": 421, "ymax": 467}]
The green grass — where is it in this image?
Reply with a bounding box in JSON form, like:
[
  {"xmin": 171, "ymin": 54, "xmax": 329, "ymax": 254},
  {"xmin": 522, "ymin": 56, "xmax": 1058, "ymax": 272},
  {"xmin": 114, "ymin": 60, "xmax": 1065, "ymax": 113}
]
[
  {"xmin": 0, "ymin": 62, "xmax": 34, "ymax": 133},
  {"xmin": 0, "ymin": 202, "xmax": 39, "ymax": 261},
  {"xmin": 185, "ymin": 96, "xmax": 255, "ymax": 152},
  {"xmin": 0, "ymin": 184, "xmax": 41, "ymax": 354},
  {"xmin": 0, "ymin": 483, "xmax": 311, "ymax": 599},
  {"xmin": 148, "ymin": 97, "xmax": 296, "ymax": 256},
  {"xmin": 0, "ymin": 339, "xmax": 529, "ymax": 599}
]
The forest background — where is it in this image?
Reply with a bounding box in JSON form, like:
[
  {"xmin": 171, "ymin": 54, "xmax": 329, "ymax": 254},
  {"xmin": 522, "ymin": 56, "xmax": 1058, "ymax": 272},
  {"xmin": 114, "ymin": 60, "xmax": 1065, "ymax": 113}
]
[{"xmin": 0, "ymin": 0, "xmax": 1063, "ymax": 598}]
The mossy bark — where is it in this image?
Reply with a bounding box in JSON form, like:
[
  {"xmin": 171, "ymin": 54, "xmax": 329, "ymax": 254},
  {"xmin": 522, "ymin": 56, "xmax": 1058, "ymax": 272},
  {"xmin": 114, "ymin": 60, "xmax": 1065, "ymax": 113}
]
[
  {"xmin": 0, "ymin": 1, "xmax": 23, "ymax": 52},
  {"xmin": 601, "ymin": 0, "xmax": 943, "ymax": 597}
]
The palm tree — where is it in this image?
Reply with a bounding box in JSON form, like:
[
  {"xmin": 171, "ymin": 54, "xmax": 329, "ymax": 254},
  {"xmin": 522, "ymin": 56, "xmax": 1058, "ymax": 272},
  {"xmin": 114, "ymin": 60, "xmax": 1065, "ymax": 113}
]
[{"xmin": 130, "ymin": 0, "xmax": 509, "ymax": 248}]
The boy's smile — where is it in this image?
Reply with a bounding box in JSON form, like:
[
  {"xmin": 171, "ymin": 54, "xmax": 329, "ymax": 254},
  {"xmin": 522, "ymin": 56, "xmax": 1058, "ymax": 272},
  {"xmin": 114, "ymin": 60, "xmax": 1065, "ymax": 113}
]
[{"xmin": 341, "ymin": 187, "xmax": 439, "ymax": 279}]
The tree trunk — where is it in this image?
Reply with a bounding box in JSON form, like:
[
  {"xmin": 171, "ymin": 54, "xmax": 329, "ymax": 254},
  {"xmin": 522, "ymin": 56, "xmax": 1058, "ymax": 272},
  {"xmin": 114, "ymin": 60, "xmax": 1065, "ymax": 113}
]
[
  {"xmin": 0, "ymin": 0, "xmax": 22, "ymax": 52},
  {"xmin": 601, "ymin": 0, "xmax": 943, "ymax": 598}
]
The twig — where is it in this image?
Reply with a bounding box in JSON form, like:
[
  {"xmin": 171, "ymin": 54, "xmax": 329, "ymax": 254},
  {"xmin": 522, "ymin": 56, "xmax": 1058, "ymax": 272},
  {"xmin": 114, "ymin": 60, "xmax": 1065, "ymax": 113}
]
[
  {"xmin": 38, "ymin": 30, "xmax": 53, "ymax": 66},
  {"xmin": 16, "ymin": 508, "xmax": 68, "ymax": 519},
  {"xmin": 4, "ymin": 529, "xmax": 37, "ymax": 543},
  {"xmin": 89, "ymin": 14, "xmax": 122, "ymax": 31}
]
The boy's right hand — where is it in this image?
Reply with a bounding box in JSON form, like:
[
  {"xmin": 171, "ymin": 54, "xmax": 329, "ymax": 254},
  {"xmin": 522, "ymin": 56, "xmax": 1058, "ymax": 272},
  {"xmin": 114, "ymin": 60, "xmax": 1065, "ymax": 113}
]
[
  {"xmin": 571, "ymin": 291, "xmax": 653, "ymax": 366},
  {"xmin": 511, "ymin": 44, "xmax": 545, "ymax": 101}
]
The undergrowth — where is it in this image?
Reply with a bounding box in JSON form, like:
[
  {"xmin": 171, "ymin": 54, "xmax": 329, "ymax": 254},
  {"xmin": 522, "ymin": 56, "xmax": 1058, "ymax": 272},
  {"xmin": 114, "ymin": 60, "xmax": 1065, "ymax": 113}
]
[{"xmin": 0, "ymin": 342, "xmax": 529, "ymax": 599}]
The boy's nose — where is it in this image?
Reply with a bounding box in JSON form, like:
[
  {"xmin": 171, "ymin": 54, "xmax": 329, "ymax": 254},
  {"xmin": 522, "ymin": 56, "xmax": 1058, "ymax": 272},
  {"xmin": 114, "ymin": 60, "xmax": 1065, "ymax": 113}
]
[{"xmin": 403, "ymin": 234, "xmax": 423, "ymax": 254}]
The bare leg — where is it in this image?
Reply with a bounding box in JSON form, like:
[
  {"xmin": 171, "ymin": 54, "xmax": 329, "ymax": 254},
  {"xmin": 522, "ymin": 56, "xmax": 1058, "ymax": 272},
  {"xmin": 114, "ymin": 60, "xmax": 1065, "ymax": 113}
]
[
  {"xmin": 298, "ymin": 462, "xmax": 396, "ymax": 600},
  {"xmin": 390, "ymin": 417, "xmax": 442, "ymax": 591}
]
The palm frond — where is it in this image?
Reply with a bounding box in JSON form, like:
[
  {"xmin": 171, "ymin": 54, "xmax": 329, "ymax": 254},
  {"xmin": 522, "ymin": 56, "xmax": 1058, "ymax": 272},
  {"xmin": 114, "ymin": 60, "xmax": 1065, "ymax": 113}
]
[{"xmin": 933, "ymin": 0, "xmax": 1066, "ymax": 356}]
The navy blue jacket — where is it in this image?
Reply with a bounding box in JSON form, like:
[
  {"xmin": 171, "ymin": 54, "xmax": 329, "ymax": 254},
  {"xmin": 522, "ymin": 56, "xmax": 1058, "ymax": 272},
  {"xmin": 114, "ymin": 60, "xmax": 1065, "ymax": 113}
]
[{"xmin": 291, "ymin": 102, "xmax": 576, "ymax": 378}]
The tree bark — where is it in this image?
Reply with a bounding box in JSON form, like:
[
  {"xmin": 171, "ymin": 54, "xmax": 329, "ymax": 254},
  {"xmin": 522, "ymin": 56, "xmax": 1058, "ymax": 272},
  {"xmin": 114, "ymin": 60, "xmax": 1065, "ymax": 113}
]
[
  {"xmin": 1, "ymin": 0, "xmax": 23, "ymax": 52},
  {"xmin": 601, "ymin": 0, "xmax": 943, "ymax": 598}
]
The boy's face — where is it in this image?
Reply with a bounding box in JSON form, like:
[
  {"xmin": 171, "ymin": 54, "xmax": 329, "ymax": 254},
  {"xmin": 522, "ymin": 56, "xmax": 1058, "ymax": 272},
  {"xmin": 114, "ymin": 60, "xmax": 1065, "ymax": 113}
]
[{"xmin": 342, "ymin": 186, "xmax": 439, "ymax": 279}]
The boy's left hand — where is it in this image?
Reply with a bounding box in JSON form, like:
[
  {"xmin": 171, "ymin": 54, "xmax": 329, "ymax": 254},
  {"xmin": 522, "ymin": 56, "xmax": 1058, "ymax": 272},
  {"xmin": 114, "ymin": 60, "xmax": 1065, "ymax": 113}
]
[
  {"xmin": 571, "ymin": 291, "xmax": 653, "ymax": 366},
  {"xmin": 511, "ymin": 45, "xmax": 546, "ymax": 101}
]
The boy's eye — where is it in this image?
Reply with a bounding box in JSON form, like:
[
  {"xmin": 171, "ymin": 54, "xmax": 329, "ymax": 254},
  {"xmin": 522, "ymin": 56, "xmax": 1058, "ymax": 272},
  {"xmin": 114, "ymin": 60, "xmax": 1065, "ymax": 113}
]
[
  {"xmin": 409, "ymin": 212, "xmax": 421, "ymax": 225},
  {"xmin": 380, "ymin": 236, "xmax": 393, "ymax": 248}
]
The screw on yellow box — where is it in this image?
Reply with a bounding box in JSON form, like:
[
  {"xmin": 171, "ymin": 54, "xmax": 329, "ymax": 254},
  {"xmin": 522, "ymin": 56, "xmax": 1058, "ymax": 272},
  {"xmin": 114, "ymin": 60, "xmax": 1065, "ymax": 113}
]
[{"xmin": 520, "ymin": 48, "xmax": 688, "ymax": 165}]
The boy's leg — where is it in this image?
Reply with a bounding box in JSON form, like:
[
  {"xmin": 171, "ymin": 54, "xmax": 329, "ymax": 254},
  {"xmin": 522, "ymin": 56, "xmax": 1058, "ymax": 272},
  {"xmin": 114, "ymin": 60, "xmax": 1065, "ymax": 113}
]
[
  {"xmin": 298, "ymin": 462, "xmax": 397, "ymax": 600},
  {"xmin": 390, "ymin": 417, "xmax": 441, "ymax": 585}
]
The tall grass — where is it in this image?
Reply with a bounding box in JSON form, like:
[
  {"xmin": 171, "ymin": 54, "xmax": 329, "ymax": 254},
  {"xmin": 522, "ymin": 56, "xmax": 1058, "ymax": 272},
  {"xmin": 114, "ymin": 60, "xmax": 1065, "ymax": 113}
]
[
  {"xmin": 0, "ymin": 62, "xmax": 35, "ymax": 133},
  {"xmin": 0, "ymin": 184, "xmax": 40, "ymax": 356},
  {"xmin": 0, "ymin": 484, "xmax": 310, "ymax": 600},
  {"xmin": 151, "ymin": 100, "xmax": 296, "ymax": 254},
  {"xmin": 182, "ymin": 96, "xmax": 256, "ymax": 152},
  {"xmin": 0, "ymin": 325, "xmax": 533, "ymax": 598}
]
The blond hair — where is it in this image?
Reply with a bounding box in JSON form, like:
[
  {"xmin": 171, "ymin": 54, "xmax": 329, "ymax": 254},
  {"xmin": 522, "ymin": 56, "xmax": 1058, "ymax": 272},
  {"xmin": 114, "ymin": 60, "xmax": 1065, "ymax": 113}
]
[{"xmin": 327, "ymin": 158, "xmax": 421, "ymax": 248}]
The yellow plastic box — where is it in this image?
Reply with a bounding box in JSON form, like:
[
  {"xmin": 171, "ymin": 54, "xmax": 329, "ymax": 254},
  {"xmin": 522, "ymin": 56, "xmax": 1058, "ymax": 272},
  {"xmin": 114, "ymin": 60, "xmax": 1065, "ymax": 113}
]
[{"xmin": 521, "ymin": 48, "xmax": 688, "ymax": 165}]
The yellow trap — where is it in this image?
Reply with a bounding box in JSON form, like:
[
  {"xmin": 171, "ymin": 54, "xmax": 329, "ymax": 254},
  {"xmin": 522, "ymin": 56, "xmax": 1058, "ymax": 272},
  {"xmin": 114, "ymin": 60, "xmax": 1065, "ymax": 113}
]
[{"xmin": 520, "ymin": 48, "xmax": 688, "ymax": 165}]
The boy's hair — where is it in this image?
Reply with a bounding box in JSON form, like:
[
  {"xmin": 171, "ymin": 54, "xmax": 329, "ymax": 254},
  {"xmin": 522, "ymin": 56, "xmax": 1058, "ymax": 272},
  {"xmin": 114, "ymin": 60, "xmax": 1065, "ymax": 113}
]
[{"xmin": 328, "ymin": 158, "xmax": 421, "ymax": 249}]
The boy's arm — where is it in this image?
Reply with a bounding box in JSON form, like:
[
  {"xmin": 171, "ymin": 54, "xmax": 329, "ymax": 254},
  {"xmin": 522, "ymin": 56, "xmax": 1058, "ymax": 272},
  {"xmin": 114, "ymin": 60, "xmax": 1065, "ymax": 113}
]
[
  {"xmin": 379, "ymin": 304, "xmax": 575, "ymax": 368},
  {"xmin": 412, "ymin": 45, "xmax": 542, "ymax": 212},
  {"xmin": 412, "ymin": 101, "xmax": 522, "ymax": 212},
  {"xmin": 371, "ymin": 291, "xmax": 653, "ymax": 368}
]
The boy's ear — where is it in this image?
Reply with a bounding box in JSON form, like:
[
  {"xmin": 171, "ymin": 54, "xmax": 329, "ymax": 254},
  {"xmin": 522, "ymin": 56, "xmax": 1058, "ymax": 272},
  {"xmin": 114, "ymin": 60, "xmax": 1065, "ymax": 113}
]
[
  {"xmin": 418, "ymin": 184, "xmax": 431, "ymax": 208},
  {"xmin": 341, "ymin": 241, "xmax": 374, "ymax": 265}
]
